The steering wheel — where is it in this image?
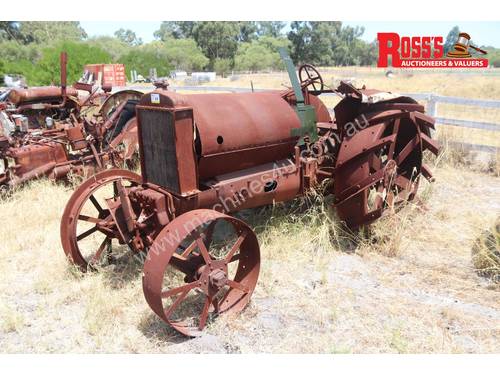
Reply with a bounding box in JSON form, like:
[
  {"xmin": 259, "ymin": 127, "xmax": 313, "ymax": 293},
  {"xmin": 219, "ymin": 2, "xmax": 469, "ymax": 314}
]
[{"xmin": 298, "ymin": 64, "xmax": 324, "ymax": 93}]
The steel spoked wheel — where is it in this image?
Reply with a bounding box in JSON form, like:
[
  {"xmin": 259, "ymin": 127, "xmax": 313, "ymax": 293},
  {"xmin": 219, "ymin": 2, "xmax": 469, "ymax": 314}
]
[
  {"xmin": 60, "ymin": 169, "xmax": 141, "ymax": 272},
  {"xmin": 334, "ymin": 106, "xmax": 439, "ymax": 229},
  {"xmin": 143, "ymin": 209, "xmax": 260, "ymax": 337}
]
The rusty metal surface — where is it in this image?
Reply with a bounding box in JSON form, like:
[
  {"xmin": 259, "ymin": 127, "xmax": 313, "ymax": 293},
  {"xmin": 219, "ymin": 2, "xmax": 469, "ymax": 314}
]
[
  {"xmin": 143, "ymin": 209, "xmax": 260, "ymax": 336},
  {"xmin": 0, "ymin": 53, "xmax": 142, "ymax": 188},
  {"xmin": 333, "ymin": 95, "xmax": 439, "ymax": 228},
  {"xmin": 60, "ymin": 59, "xmax": 439, "ymax": 336},
  {"xmin": 60, "ymin": 169, "xmax": 142, "ymax": 271}
]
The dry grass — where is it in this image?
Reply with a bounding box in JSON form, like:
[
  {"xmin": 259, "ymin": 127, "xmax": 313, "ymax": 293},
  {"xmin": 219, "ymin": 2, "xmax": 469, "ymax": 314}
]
[{"xmin": 0, "ymin": 156, "xmax": 499, "ymax": 353}]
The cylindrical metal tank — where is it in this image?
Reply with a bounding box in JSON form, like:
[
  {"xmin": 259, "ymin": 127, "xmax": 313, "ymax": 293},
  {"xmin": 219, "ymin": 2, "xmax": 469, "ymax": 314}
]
[
  {"xmin": 8, "ymin": 87, "xmax": 79, "ymax": 105},
  {"xmin": 137, "ymin": 89, "xmax": 331, "ymax": 179}
]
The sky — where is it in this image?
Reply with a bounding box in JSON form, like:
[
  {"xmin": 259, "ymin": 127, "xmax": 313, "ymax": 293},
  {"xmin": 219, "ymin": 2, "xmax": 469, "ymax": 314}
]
[{"xmin": 80, "ymin": 21, "xmax": 500, "ymax": 48}]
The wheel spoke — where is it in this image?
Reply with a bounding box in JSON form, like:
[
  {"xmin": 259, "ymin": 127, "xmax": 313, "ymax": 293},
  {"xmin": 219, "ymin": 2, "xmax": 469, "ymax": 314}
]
[
  {"xmin": 228, "ymin": 253, "xmax": 241, "ymax": 263},
  {"xmin": 195, "ymin": 236, "xmax": 212, "ymax": 265},
  {"xmin": 224, "ymin": 231, "xmax": 248, "ymax": 263},
  {"xmin": 395, "ymin": 136, "xmax": 420, "ymax": 165},
  {"xmin": 89, "ymin": 237, "xmax": 111, "ymax": 266},
  {"xmin": 89, "ymin": 195, "xmax": 103, "ymax": 213},
  {"xmin": 77, "ymin": 226, "xmax": 98, "ymax": 241},
  {"xmin": 387, "ymin": 119, "xmax": 400, "ymax": 160},
  {"xmin": 198, "ymin": 296, "xmax": 212, "ymax": 330},
  {"xmin": 180, "ymin": 240, "xmax": 198, "ymax": 258},
  {"xmin": 227, "ymin": 279, "xmax": 249, "ymax": 293},
  {"xmin": 78, "ymin": 214, "xmax": 100, "ymax": 224},
  {"xmin": 164, "ymin": 288, "xmax": 191, "ymax": 319},
  {"xmin": 161, "ymin": 281, "xmax": 198, "ymax": 299}
]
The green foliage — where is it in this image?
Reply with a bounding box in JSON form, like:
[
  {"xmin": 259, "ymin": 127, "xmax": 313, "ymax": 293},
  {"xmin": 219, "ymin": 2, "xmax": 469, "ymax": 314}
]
[
  {"xmin": 162, "ymin": 38, "xmax": 208, "ymax": 71},
  {"xmin": 237, "ymin": 22, "xmax": 258, "ymax": 42},
  {"xmin": 288, "ymin": 21, "xmax": 375, "ymax": 66},
  {"xmin": 213, "ymin": 58, "xmax": 233, "ymax": 76},
  {"xmin": 114, "ymin": 28, "xmax": 142, "ymax": 46},
  {"xmin": 0, "ymin": 40, "xmax": 41, "ymax": 63},
  {"xmin": 7, "ymin": 41, "xmax": 110, "ymax": 86},
  {"xmin": 40, "ymin": 42, "xmax": 110, "ymax": 84},
  {"xmin": 18, "ymin": 22, "xmax": 87, "ymax": 44},
  {"xmin": 154, "ymin": 22, "xmax": 195, "ymax": 40},
  {"xmin": 234, "ymin": 37, "xmax": 290, "ymax": 71},
  {"xmin": 119, "ymin": 42, "xmax": 173, "ymax": 78},
  {"xmin": 86, "ymin": 36, "xmax": 130, "ymax": 62},
  {"xmin": 192, "ymin": 22, "xmax": 240, "ymax": 66},
  {"xmin": 1, "ymin": 21, "xmax": 383, "ymax": 87},
  {"xmin": 444, "ymin": 26, "xmax": 460, "ymax": 55},
  {"xmin": 256, "ymin": 22, "xmax": 286, "ymax": 37}
]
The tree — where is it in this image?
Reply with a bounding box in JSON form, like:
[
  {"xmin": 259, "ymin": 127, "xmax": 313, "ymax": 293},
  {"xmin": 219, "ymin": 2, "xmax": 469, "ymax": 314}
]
[
  {"xmin": 234, "ymin": 42, "xmax": 275, "ymax": 72},
  {"xmin": 213, "ymin": 58, "xmax": 232, "ymax": 76},
  {"xmin": 18, "ymin": 22, "xmax": 87, "ymax": 44},
  {"xmin": 237, "ymin": 22, "xmax": 258, "ymax": 42},
  {"xmin": 162, "ymin": 38, "xmax": 208, "ymax": 71},
  {"xmin": 119, "ymin": 42, "xmax": 173, "ymax": 78},
  {"xmin": 35, "ymin": 41, "xmax": 111, "ymax": 85},
  {"xmin": 234, "ymin": 36, "xmax": 291, "ymax": 71},
  {"xmin": 256, "ymin": 21, "xmax": 285, "ymax": 37},
  {"xmin": 444, "ymin": 26, "xmax": 460, "ymax": 55},
  {"xmin": 0, "ymin": 40, "xmax": 42, "ymax": 63},
  {"xmin": 154, "ymin": 22, "xmax": 195, "ymax": 40},
  {"xmin": 86, "ymin": 36, "xmax": 130, "ymax": 62},
  {"xmin": 192, "ymin": 22, "xmax": 240, "ymax": 67},
  {"xmin": 287, "ymin": 21, "xmax": 374, "ymax": 66},
  {"xmin": 114, "ymin": 28, "xmax": 142, "ymax": 46}
]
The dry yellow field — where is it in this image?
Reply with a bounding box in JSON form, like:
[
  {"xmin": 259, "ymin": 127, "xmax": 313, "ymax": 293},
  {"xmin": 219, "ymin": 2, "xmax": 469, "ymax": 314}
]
[{"xmin": 0, "ymin": 159, "xmax": 499, "ymax": 353}]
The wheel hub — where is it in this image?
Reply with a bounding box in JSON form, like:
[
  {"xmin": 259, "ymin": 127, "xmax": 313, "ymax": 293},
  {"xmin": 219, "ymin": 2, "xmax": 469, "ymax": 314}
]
[
  {"xmin": 383, "ymin": 159, "xmax": 398, "ymax": 189},
  {"xmin": 195, "ymin": 260, "xmax": 228, "ymax": 295}
]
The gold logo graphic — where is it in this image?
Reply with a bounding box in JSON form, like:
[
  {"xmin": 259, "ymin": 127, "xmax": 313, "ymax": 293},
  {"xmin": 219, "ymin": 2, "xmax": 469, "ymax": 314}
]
[{"xmin": 446, "ymin": 32, "xmax": 488, "ymax": 58}]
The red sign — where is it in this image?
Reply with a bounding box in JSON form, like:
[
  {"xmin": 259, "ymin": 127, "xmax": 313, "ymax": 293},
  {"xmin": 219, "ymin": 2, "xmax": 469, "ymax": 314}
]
[{"xmin": 377, "ymin": 32, "xmax": 488, "ymax": 68}]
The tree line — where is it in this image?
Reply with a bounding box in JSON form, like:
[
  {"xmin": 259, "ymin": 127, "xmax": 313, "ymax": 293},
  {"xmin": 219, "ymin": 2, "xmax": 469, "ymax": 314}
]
[
  {"xmin": 1, "ymin": 22, "xmax": 497, "ymax": 86},
  {"xmin": 0, "ymin": 21, "xmax": 378, "ymax": 85}
]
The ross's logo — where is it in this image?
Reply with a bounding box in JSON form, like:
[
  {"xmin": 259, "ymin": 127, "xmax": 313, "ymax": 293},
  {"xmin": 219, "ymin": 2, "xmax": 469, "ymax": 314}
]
[{"xmin": 378, "ymin": 31, "xmax": 488, "ymax": 68}]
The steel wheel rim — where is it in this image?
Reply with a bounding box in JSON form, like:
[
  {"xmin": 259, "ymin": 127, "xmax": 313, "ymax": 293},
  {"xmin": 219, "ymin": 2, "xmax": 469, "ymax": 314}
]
[
  {"xmin": 143, "ymin": 209, "xmax": 260, "ymax": 337},
  {"xmin": 60, "ymin": 169, "xmax": 141, "ymax": 272}
]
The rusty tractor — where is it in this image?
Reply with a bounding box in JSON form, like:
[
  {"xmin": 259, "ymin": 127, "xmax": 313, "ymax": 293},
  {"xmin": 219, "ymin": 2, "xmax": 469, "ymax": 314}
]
[
  {"xmin": 0, "ymin": 52, "xmax": 142, "ymax": 187},
  {"xmin": 60, "ymin": 49, "xmax": 439, "ymax": 336}
]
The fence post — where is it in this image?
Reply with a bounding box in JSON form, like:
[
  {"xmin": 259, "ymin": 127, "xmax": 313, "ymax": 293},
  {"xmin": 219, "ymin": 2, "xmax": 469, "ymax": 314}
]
[
  {"xmin": 427, "ymin": 93, "xmax": 438, "ymax": 137},
  {"xmin": 427, "ymin": 93, "xmax": 437, "ymax": 117}
]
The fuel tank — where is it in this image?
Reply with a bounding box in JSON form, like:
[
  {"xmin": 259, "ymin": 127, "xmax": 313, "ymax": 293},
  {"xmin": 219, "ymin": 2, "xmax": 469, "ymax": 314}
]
[
  {"xmin": 136, "ymin": 89, "xmax": 330, "ymax": 180},
  {"xmin": 8, "ymin": 86, "xmax": 79, "ymax": 105}
]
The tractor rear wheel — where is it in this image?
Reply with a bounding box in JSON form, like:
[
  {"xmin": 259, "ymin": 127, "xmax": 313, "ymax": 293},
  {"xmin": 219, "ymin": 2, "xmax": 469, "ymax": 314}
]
[{"xmin": 333, "ymin": 105, "xmax": 439, "ymax": 229}]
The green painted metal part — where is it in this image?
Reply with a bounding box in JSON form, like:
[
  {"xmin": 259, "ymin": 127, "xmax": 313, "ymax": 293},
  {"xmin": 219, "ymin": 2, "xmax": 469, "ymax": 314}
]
[{"xmin": 279, "ymin": 48, "xmax": 318, "ymax": 144}]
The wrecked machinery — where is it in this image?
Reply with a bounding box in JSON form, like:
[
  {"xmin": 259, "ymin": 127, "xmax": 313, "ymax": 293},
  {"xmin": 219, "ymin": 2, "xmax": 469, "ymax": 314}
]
[
  {"xmin": 0, "ymin": 52, "xmax": 142, "ymax": 187},
  {"xmin": 60, "ymin": 49, "xmax": 439, "ymax": 336}
]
